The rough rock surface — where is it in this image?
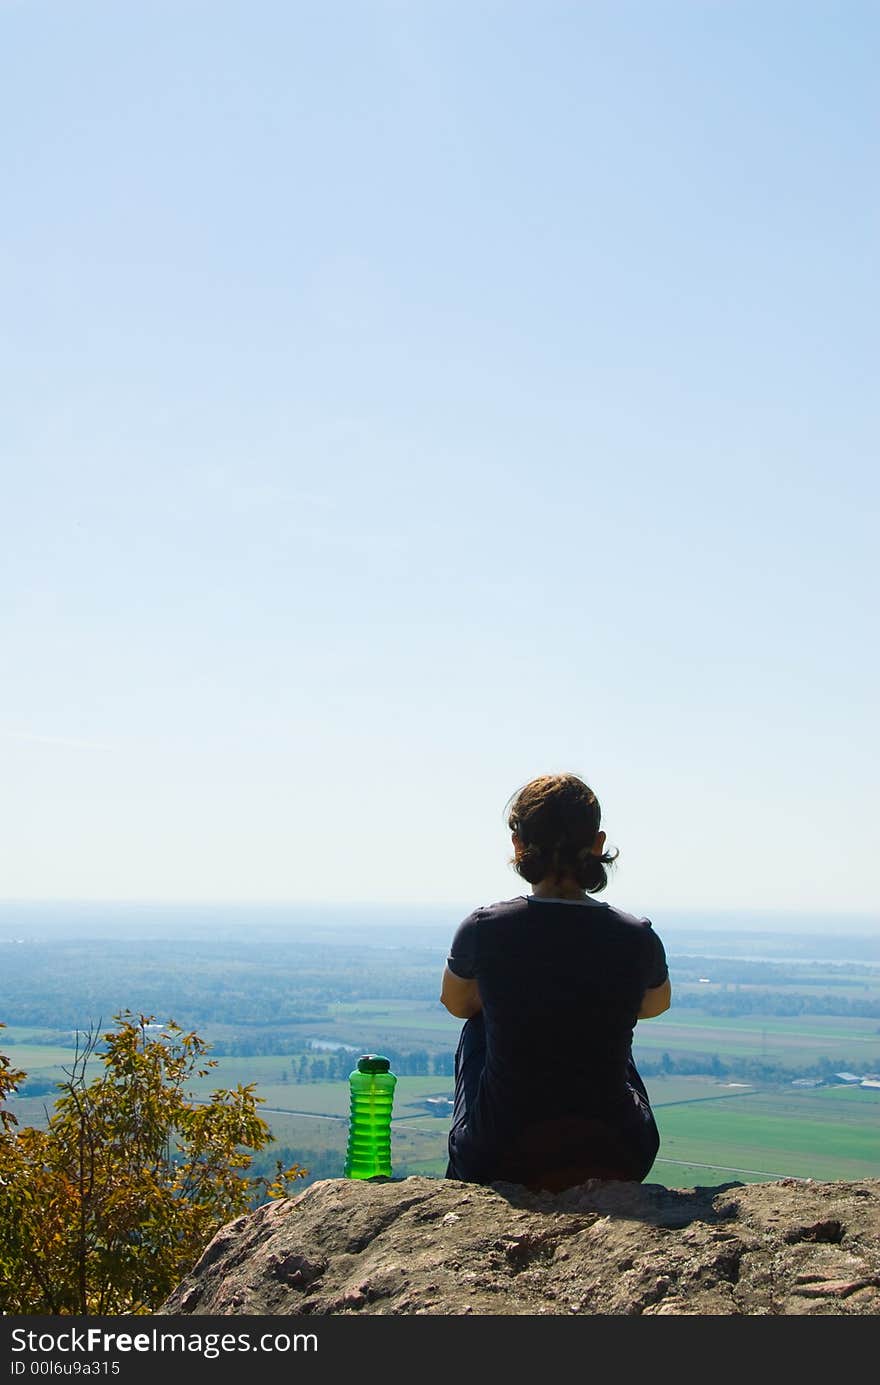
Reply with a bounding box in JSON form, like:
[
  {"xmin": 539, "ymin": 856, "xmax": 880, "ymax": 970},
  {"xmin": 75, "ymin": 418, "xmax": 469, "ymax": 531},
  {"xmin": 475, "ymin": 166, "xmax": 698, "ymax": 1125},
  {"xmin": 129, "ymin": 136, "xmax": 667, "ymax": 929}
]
[{"xmin": 160, "ymin": 1175, "xmax": 880, "ymax": 1316}]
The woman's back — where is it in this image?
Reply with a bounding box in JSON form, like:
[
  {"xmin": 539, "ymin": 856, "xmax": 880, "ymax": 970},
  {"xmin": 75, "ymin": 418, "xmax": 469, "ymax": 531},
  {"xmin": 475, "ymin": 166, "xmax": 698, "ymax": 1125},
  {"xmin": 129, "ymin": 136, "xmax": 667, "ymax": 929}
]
[
  {"xmin": 447, "ymin": 895, "xmax": 667, "ymax": 1153},
  {"xmin": 441, "ymin": 772, "xmax": 671, "ymax": 1191}
]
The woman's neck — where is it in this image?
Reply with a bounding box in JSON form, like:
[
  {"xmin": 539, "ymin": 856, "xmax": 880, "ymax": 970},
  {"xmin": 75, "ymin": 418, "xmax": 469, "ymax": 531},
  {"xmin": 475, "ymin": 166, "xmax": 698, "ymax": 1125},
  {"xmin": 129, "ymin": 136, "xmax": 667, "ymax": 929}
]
[{"xmin": 530, "ymin": 878, "xmax": 586, "ymax": 902}]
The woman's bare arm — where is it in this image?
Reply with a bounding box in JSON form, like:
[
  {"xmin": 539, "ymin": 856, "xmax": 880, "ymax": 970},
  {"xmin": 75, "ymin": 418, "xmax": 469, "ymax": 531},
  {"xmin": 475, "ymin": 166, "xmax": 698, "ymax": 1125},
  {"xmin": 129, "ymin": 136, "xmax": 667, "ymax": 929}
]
[
  {"xmin": 638, "ymin": 975, "xmax": 672, "ymax": 1019},
  {"xmin": 440, "ymin": 966, "xmax": 483, "ymax": 1019}
]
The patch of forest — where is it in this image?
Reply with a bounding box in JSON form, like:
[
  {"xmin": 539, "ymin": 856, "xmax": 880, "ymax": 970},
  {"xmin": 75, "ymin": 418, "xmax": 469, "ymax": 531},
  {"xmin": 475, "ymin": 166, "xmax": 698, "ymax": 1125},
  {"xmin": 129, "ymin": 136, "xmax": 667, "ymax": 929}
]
[
  {"xmin": 3, "ymin": 934, "xmax": 879, "ymax": 1030},
  {"xmin": 4, "ymin": 932, "xmax": 880, "ymax": 1095}
]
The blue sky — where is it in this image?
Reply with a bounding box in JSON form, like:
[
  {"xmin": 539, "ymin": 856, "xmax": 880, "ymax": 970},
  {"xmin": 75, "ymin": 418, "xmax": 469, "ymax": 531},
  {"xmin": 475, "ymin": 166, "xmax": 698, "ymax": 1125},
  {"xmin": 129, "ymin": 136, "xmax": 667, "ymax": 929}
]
[{"xmin": 2, "ymin": 1, "xmax": 877, "ymax": 914}]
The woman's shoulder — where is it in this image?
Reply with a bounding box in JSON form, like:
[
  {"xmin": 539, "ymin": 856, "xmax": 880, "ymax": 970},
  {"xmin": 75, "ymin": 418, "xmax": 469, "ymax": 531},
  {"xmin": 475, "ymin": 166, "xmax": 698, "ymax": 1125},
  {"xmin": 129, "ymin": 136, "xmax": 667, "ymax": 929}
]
[
  {"xmin": 457, "ymin": 895, "xmax": 530, "ymax": 926},
  {"xmin": 527, "ymin": 895, "xmax": 660, "ymax": 938}
]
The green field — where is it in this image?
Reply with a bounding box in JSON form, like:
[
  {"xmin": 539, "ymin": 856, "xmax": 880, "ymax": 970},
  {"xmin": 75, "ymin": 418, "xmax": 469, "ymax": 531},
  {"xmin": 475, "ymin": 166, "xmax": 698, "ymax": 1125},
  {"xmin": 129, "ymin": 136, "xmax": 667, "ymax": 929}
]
[
  {"xmin": 6, "ymin": 998, "xmax": 878, "ymax": 1079},
  {"xmin": 1, "ymin": 1042, "xmax": 82, "ymax": 1072},
  {"xmin": 634, "ymin": 1010, "xmax": 880, "ymax": 1065},
  {"xmin": 653, "ymin": 1084, "xmax": 880, "ymax": 1183},
  {"xmin": 204, "ymin": 1071, "xmax": 880, "ymax": 1189},
  {"xmin": 5, "ymin": 1021, "xmax": 878, "ymax": 1191}
]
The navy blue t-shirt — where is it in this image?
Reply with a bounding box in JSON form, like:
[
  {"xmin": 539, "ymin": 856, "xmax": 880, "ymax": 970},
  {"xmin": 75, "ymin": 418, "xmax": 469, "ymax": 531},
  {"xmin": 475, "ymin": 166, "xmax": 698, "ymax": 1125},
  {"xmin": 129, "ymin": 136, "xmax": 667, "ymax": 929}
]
[{"xmin": 446, "ymin": 894, "xmax": 668, "ymax": 1158}]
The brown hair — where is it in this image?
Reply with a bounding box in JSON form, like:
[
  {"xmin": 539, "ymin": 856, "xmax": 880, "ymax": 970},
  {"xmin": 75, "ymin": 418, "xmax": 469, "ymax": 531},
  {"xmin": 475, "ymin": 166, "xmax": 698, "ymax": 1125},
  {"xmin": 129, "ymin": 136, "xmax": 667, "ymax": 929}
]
[{"xmin": 505, "ymin": 772, "xmax": 618, "ymax": 894}]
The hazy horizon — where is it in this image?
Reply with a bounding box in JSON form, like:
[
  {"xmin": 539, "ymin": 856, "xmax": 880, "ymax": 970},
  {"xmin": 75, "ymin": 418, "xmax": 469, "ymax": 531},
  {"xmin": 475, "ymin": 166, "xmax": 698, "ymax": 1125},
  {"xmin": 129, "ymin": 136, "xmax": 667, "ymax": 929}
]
[{"xmin": 1, "ymin": 898, "xmax": 877, "ymax": 942}]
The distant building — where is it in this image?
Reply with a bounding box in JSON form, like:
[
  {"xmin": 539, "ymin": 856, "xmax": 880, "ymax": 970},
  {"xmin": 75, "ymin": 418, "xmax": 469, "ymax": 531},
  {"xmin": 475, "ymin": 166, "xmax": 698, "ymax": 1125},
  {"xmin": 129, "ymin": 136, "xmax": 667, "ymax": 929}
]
[
  {"xmin": 834, "ymin": 1072, "xmax": 863, "ymax": 1084},
  {"xmin": 421, "ymin": 1096, "xmax": 454, "ymax": 1113},
  {"xmin": 791, "ymin": 1078, "xmax": 824, "ymax": 1088},
  {"xmin": 860, "ymin": 1079, "xmax": 880, "ymax": 1090}
]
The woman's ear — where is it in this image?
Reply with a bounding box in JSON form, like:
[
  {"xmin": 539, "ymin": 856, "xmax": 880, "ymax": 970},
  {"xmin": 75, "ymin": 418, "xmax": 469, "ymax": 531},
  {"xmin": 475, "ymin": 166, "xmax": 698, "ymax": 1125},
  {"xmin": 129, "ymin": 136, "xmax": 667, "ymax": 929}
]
[{"xmin": 590, "ymin": 830, "xmax": 607, "ymax": 856}]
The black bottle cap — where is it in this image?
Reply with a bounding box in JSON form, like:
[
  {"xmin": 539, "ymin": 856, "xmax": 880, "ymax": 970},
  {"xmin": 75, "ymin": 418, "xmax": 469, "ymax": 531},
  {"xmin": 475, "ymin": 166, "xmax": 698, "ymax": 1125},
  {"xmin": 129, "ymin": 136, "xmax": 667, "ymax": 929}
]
[{"xmin": 357, "ymin": 1054, "xmax": 391, "ymax": 1073}]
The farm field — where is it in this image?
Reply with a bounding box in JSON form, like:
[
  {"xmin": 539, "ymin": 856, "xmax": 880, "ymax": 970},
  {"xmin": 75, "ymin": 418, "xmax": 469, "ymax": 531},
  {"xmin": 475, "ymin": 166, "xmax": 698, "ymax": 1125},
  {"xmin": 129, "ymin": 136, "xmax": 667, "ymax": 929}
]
[
  {"xmin": 674, "ymin": 970, "xmax": 880, "ymax": 996},
  {"xmin": 324, "ymin": 999, "xmax": 459, "ymax": 1045},
  {"xmin": 224, "ymin": 1073, "xmax": 880, "ymax": 1190},
  {"xmin": 633, "ymin": 1012, "xmax": 880, "ymax": 1065},
  {"xmin": 654, "ymin": 1084, "xmax": 880, "ymax": 1183},
  {"xmin": 289, "ymin": 1002, "xmax": 880, "ymax": 1069},
  {"xmin": 4, "ymin": 910, "xmax": 878, "ymax": 1217},
  {"xmin": 241, "ymin": 1075, "xmax": 455, "ymax": 1182},
  {"xmin": 8, "ymin": 1013, "xmax": 877, "ymax": 1081},
  {"xmin": 644, "ymin": 1011, "xmax": 879, "ymax": 1042},
  {"xmin": 10, "ymin": 1049, "xmax": 875, "ymax": 1191},
  {"xmin": 0, "ymin": 1041, "xmax": 85, "ymax": 1073}
]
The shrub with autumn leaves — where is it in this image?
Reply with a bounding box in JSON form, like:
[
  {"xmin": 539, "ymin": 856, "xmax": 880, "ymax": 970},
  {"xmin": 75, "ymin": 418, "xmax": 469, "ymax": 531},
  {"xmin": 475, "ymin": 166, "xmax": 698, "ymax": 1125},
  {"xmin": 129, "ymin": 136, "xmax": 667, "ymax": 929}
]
[{"xmin": 0, "ymin": 1013, "xmax": 305, "ymax": 1314}]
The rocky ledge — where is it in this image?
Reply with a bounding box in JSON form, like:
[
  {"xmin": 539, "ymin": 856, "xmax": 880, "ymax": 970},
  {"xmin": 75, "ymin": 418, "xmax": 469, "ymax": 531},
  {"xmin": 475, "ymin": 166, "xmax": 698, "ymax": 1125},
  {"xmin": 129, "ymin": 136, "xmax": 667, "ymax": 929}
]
[{"xmin": 159, "ymin": 1175, "xmax": 880, "ymax": 1316}]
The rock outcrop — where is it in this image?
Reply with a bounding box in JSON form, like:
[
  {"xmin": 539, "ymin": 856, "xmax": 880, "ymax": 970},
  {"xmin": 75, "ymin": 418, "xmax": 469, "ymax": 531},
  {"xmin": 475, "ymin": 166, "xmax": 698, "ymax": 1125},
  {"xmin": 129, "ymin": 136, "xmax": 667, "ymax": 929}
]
[{"xmin": 160, "ymin": 1175, "xmax": 880, "ymax": 1316}]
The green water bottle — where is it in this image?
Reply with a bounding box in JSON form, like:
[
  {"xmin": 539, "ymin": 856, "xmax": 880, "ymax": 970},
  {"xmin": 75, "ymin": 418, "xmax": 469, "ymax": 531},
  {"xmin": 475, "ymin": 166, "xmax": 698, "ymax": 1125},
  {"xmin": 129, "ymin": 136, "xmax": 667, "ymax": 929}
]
[{"xmin": 343, "ymin": 1054, "xmax": 397, "ymax": 1179}]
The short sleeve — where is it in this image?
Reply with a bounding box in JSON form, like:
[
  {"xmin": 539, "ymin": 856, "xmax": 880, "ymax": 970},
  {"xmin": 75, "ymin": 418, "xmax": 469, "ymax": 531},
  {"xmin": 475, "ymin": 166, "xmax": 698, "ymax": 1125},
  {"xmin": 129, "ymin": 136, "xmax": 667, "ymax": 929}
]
[
  {"xmin": 445, "ymin": 909, "xmax": 483, "ymax": 980},
  {"xmin": 643, "ymin": 923, "xmax": 669, "ymax": 991}
]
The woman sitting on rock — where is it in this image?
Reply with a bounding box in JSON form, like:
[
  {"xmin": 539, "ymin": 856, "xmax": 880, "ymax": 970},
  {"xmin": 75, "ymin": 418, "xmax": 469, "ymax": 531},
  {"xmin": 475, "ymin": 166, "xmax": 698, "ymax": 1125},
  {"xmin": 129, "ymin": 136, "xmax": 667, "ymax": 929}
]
[{"xmin": 441, "ymin": 771, "xmax": 671, "ymax": 1193}]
